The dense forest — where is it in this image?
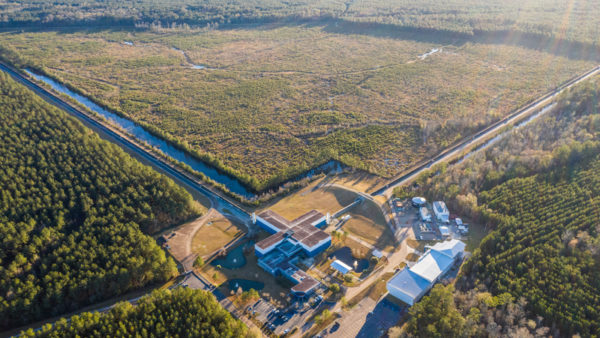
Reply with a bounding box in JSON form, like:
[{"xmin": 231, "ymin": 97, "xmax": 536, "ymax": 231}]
[
  {"xmin": 396, "ymin": 76, "xmax": 600, "ymax": 335},
  {"xmin": 395, "ymin": 284, "xmax": 552, "ymax": 338},
  {"xmin": 1, "ymin": 0, "xmax": 600, "ymax": 45},
  {"xmin": 20, "ymin": 288, "xmax": 251, "ymax": 337},
  {"xmin": 467, "ymin": 150, "xmax": 600, "ymax": 335},
  {"xmin": 0, "ymin": 72, "xmax": 199, "ymax": 330}
]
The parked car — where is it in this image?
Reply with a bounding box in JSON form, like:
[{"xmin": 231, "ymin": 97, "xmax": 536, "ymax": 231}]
[
  {"xmin": 311, "ymin": 297, "xmax": 322, "ymax": 308},
  {"xmin": 280, "ymin": 313, "xmax": 292, "ymax": 323},
  {"xmin": 330, "ymin": 322, "xmax": 340, "ymax": 333}
]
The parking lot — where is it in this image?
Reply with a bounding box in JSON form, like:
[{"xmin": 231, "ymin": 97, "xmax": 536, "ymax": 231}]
[
  {"xmin": 274, "ymin": 294, "xmax": 332, "ymax": 335},
  {"xmin": 250, "ymin": 299, "xmax": 277, "ymax": 324},
  {"xmin": 324, "ymin": 296, "xmax": 405, "ymax": 338},
  {"xmin": 355, "ymin": 298, "xmax": 405, "ymax": 338},
  {"xmin": 391, "ymin": 198, "xmax": 468, "ymax": 242},
  {"xmin": 233, "ymin": 288, "xmax": 330, "ymax": 336}
]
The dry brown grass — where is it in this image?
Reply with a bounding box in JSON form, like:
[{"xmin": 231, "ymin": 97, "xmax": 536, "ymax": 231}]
[
  {"xmin": 270, "ymin": 178, "xmax": 396, "ymax": 251},
  {"xmin": 330, "ymin": 172, "xmax": 387, "ymax": 194},
  {"xmin": 345, "ymin": 271, "xmax": 395, "ymax": 308},
  {"xmin": 191, "ymin": 217, "xmax": 243, "ymax": 257},
  {"xmin": 2, "ymin": 26, "xmax": 593, "ymax": 188},
  {"xmin": 368, "ymin": 272, "xmax": 395, "ymax": 301},
  {"xmin": 405, "ymin": 253, "xmax": 420, "ymax": 262},
  {"xmin": 406, "ymin": 238, "xmax": 426, "ymax": 251},
  {"xmin": 268, "ymin": 179, "xmax": 356, "ymax": 219},
  {"xmin": 342, "ymin": 198, "xmax": 395, "ymax": 251},
  {"xmin": 330, "ymin": 236, "xmax": 371, "ymax": 259}
]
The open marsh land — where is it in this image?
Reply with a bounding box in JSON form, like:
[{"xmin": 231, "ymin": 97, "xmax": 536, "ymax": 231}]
[{"xmin": 1, "ymin": 24, "xmax": 596, "ymax": 191}]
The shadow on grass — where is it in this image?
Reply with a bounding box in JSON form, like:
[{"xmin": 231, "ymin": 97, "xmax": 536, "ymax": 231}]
[
  {"xmin": 11, "ymin": 15, "xmax": 599, "ymax": 63},
  {"xmin": 240, "ymin": 18, "xmax": 600, "ymax": 62}
]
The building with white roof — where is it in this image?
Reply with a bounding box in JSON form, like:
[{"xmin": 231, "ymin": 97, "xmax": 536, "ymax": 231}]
[
  {"xmin": 433, "ymin": 201, "xmax": 450, "ymax": 223},
  {"xmin": 331, "ymin": 260, "xmax": 353, "ymax": 275},
  {"xmin": 386, "ymin": 269, "xmax": 431, "ymax": 306},
  {"xmin": 371, "ymin": 249, "xmax": 384, "ymax": 259},
  {"xmin": 387, "ymin": 239, "xmax": 465, "ymax": 305},
  {"xmin": 412, "ymin": 197, "xmax": 426, "ymax": 207},
  {"xmin": 419, "ymin": 207, "xmax": 432, "ymax": 222},
  {"xmin": 408, "ymin": 250, "xmax": 455, "ymax": 283},
  {"xmin": 439, "ymin": 225, "xmax": 450, "ymax": 238},
  {"xmin": 427, "ymin": 239, "xmax": 466, "ymax": 258}
]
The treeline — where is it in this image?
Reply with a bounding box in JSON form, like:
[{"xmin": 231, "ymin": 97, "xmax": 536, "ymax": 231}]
[
  {"xmin": 20, "ymin": 288, "xmax": 251, "ymax": 337},
  {"xmin": 395, "ymin": 76, "xmax": 600, "ymax": 335},
  {"xmin": 462, "ymin": 152, "xmax": 600, "ymax": 335},
  {"xmin": 0, "ymin": 72, "xmax": 199, "ymax": 330},
  {"xmin": 396, "ymin": 284, "xmax": 551, "ymax": 338},
  {"xmin": 1, "ymin": 0, "xmax": 600, "ymax": 45}
]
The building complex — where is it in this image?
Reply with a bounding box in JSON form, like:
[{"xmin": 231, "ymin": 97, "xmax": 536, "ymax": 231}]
[{"xmin": 253, "ymin": 209, "xmax": 331, "ymax": 297}]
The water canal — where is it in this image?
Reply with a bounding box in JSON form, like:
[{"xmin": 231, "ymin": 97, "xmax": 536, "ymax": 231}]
[{"xmin": 25, "ymin": 70, "xmax": 345, "ymax": 200}]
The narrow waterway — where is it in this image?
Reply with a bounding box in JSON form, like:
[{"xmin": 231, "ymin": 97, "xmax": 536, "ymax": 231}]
[
  {"xmin": 25, "ymin": 70, "xmax": 345, "ymax": 199},
  {"xmin": 26, "ymin": 70, "xmax": 257, "ymax": 198}
]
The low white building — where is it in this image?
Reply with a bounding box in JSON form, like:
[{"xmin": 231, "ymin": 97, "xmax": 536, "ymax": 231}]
[
  {"xmin": 433, "ymin": 201, "xmax": 450, "ymax": 223},
  {"xmin": 439, "ymin": 225, "xmax": 450, "ymax": 238},
  {"xmin": 387, "ymin": 239, "xmax": 465, "ymax": 305},
  {"xmin": 419, "ymin": 207, "xmax": 432, "ymax": 222},
  {"xmin": 371, "ymin": 249, "xmax": 384, "ymax": 259},
  {"xmin": 412, "ymin": 197, "xmax": 427, "ymax": 207},
  {"xmin": 331, "ymin": 260, "xmax": 353, "ymax": 275}
]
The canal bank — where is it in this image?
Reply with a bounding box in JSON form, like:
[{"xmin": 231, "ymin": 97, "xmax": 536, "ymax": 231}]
[
  {"xmin": 0, "ymin": 62, "xmax": 250, "ymax": 221},
  {"xmin": 22, "ymin": 68, "xmax": 348, "ymax": 203}
]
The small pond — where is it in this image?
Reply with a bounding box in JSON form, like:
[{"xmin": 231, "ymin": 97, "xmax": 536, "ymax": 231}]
[
  {"xmin": 210, "ymin": 245, "xmax": 247, "ymax": 269},
  {"xmin": 228, "ymin": 279, "xmax": 264, "ymax": 292},
  {"xmin": 329, "ymin": 246, "xmax": 370, "ymax": 273}
]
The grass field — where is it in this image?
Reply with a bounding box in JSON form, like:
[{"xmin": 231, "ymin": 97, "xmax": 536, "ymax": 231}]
[
  {"xmin": 1, "ymin": 24, "xmax": 596, "ymax": 191},
  {"xmin": 341, "ymin": 198, "xmax": 395, "ymax": 252},
  {"xmin": 191, "ymin": 217, "xmax": 244, "ymax": 257},
  {"xmin": 464, "ymin": 220, "xmax": 488, "ymax": 252},
  {"xmin": 267, "ymin": 178, "xmax": 395, "ymax": 251},
  {"xmin": 329, "ymin": 172, "xmax": 387, "ymax": 194},
  {"xmin": 268, "ymin": 179, "xmax": 355, "ymax": 219}
]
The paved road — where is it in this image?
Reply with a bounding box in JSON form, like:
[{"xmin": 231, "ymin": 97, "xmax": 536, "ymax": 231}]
[
  {"xmin": 373, "ymin": 65, "xmax": 600, "ymax": 198},
  {"xmin": 324, "ymin": 297, "xmax": 405, "ymax": 338}
]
